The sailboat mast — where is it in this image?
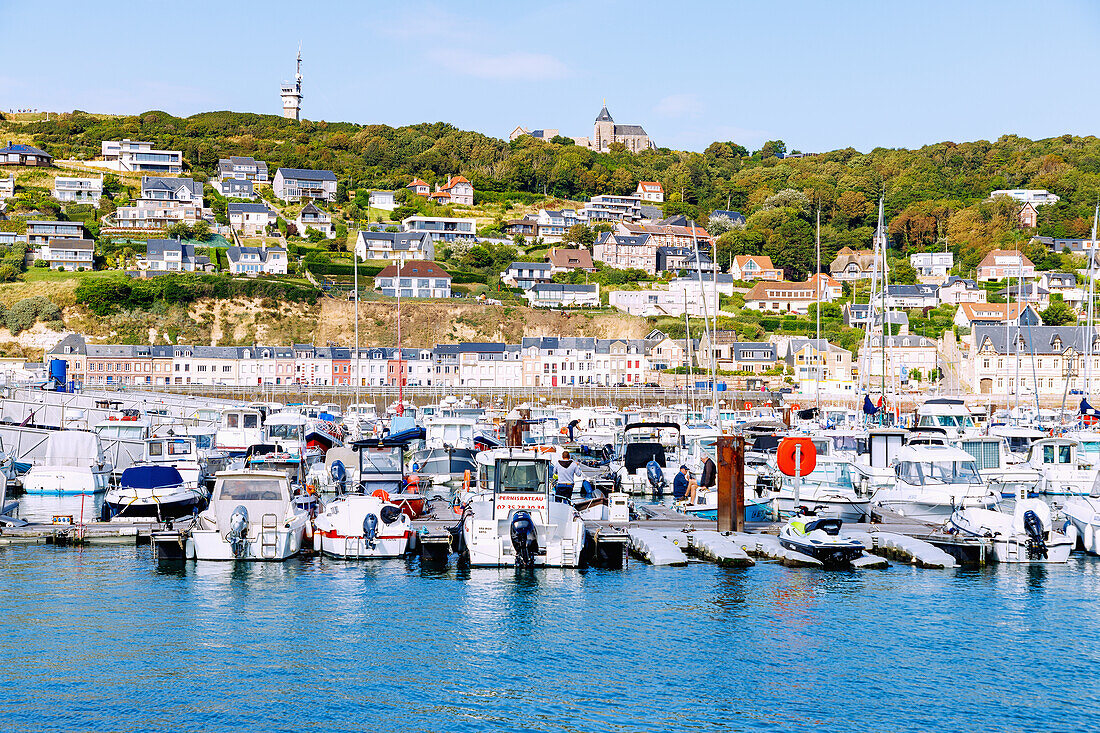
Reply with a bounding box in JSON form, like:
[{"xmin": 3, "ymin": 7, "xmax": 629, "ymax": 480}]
[
  {"xmin": 354, "ymin": 248, "xmax": 360, "ymax": 413},
  {"xmin": 815, "ymin": 205, "xmax": 822, "ymax": 413},
  {"xmin": 396, "ymin": 266, "xmax": 404, "ymax": 416},
  {"xmin": 1086, "ymin": 204, "xmax": 1099, "ymax": 398}
]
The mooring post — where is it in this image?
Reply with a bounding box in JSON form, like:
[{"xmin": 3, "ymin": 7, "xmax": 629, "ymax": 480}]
[{"xmin": 717, "ymin": 436, "xmax": 745, "ymax": 533}]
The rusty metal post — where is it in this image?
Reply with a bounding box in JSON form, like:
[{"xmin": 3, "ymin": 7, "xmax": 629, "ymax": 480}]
[{"xmin": 717, "ymin": 436, "xmax": 745, "ymax": 533}]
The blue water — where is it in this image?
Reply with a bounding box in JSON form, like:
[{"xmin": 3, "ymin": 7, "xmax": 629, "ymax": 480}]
[{"xmin": 3, "ymin": 546, "xmax": 1099, "ymax": 733}]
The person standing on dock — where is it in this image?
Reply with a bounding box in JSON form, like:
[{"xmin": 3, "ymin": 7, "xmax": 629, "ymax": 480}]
[{"xmin": 554, "ymin": 452, "xmax": 581, "ymax": 501}]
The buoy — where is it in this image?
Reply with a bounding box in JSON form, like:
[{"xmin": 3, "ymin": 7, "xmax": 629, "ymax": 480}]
[
  {"xmin": 777, "ymin": 437, "xmax": 817, "ymax": 477},
  {"xmin": 372, "ymin": 489, "xmax": 391, "ymax": 503}
]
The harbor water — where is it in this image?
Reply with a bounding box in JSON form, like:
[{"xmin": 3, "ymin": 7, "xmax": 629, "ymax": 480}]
[{"xmin": 3, "ymin": 545, "xmax": 1099, "ymax": 732}]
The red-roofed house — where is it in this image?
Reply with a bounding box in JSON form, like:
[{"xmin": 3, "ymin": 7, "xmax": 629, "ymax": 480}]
[
  {"xmin": 729, "ymin": 255, "xmax": 782, "ymax": 281},
  {"xmin": 808, "ymin": 272, "xmax": 842, "ymax": 300},
  {"xmin": 636, "ymin": 181, "xmax": 664, "ymax": 203},
  {"xmin": 406, "ymin": 178, "xmax": 430, "ymax": 196},
  {"xmin": 374, "ymin": 261, "xmax": 452, "ymax": 299},
  {"xmin": 427, "ymin": 190, "xmax": 451, "ymax": 204},
  {"xmin": 977, "ymin": 249, "xmax": 1035, "ymax": 282},
  {"xmin": 438, "ymin": 175, "xmax": 474, "ymax": 205}
]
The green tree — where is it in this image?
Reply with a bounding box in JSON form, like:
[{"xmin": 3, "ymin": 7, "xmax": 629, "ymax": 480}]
[
  {"xmin": 562, "ymin": 223, "xmax": 595, "ymax": 247},
  {"xmin": 1041, "ymin": 298, "xmax": 1077, "ymax": 326},
  {"xmin": 759, "ymin": 140, "xmax": 787, "ymax": 159}
]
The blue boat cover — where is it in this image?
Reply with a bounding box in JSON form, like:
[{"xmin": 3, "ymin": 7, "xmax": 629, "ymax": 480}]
[
  {"xmin": 387, "ymin": 426, "xmax": 426, "ymax": 445},
  {"xmin": 120, "ymin": 464, "xmax": 184, "ymax": 489}
]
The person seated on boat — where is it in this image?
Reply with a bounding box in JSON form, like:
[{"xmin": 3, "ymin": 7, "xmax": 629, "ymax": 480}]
[
  {"xmin": 700, "ymin": 455, "xmax": 716, "ymax": 490},
  {"xmin": 673, "ymin": 465, "xmax": 698, "ymax": 501},
  {"xmin": 554, "ymin": 452, "xmax": 581, "ymax": 501}
]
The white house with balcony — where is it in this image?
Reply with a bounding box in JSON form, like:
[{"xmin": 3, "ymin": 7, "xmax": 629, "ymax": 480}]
[
  {"xmin": 53, "ymin": 175, "xmax": 103, "ymax": 207},
  {"xmin": 98, "ymin": 140, "xmax": 183, "ymax": 174},
  {"xmin": 525, "ymin": 283, "xmax": 599, "ymax": 308},
  {"xmin": 401, "ymin": 215, "xmax": 478, "ymax": 243},
  {"xmin": 228, "ymin": 202, "xmax": 276, "ymax": 237},
  {"xmin": 296, "ymin": 202, "xmax": 335, "ymax": 239},
  {"xmin": 910, "ymin": 250, "xmax": 954, "ymax": 279},
  {"xmin": 111, "ymin": 177, "xmax": 204, "ymax": 230},
  {"xmin": 36, "ymin": 238, "xmax": 95, "ymax": 271},
  {"xmin": 272, "ymin": 168, "xmax": 337, "ymax": 202},
  {"xmin": 989, "ymin": 189, "xmax": 1061, "ymax": 206},
  {"xmin": 374, "ymin": 261, "xmax": 452, "ymax": 298},
  {"xmin": 355, "ymin": 230, "xmax": 434, "ymax": 262},
  {"xmin": 226, "ymin": 244, "xmax": 287, "ymax": 275},
  {"xmin": 139, "ymin": 239, "xmax": 212, "ymax": 273},
  {"xmin": 216, "ymin": 156, "xmax": 269, "ymax": 183}
]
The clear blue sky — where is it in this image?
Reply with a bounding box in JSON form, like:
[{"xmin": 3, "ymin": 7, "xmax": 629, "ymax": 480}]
[{"xmin": 3, "ymin": 0, "xmax": 1098, "ymax": 153}]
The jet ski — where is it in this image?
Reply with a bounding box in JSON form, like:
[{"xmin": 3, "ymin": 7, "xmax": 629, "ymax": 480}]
[{"xmin": 778, "ymin": 510, "xmax": 865, "ymax": 567}]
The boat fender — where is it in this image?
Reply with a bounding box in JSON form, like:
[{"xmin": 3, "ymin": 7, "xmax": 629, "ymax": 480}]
[
  {"xmin": 1084, "ymin": 523, "xmax": 1093, "ymax": 553},
  {"xmin": 380, "ymin": 505, "xmax": 402, "ymax": 525},
  {"xmin": 1063, "ymin": 521, "xmax": 1078, "ymax": 549}
]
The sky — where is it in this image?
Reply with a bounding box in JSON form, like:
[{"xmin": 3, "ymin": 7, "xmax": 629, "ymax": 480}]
[{"xmin": 2, "ymin": 0, "xmax": 1099, "ymax": 153}]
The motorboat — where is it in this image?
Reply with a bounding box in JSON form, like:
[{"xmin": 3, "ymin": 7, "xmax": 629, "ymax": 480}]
[
  {"xmin": 187, "ymin": 470, "xmax": 310, "ymax": 561},
  {"xmin": 349, "ymin": 437, "xmax": 425, "ymax": 518},
  {"xmin": 1063, "ymin": 491, "xmax": 1100, "ymax": 555},
  {"xmin": 103, "ymin": 465, "xmax": 207, "ymax": 521},
  {"xmin": 950, "ymin": 499, "xmax": 1073, "ymax": 563},
  {"xmin": 313, "ymin": 443, "xmax": 412, "ymax": 559},
  {"xmin": 187, "ymin": 426, "xmax": 230, "ymax": 483},
  {"xmin": 214, "ymin": 407, "xmax": 264, "ymax": 455},
  {"xmin": 612, "ymin": 422, "xmax": 682, "ymax": 496},
  {"xmin": 460, "ymin": 449, "xmax": 586, "ymax": 567},
  {"xmin": 872, "ymin": 444, "xmax": 998, "ymax": 523},
  {"xmin": 778, "ymin": 511, "xmax": 865, "ymax": 567},
  {"xmin": 675, "ymin": 490, "xmax": 773, "ymax": 522},
  {"xmin": 915, "ymin": 398, "xmax": 980, "ymax": 437},
  {"xmin": 143, "ymin": 435, "xmax": 205, "ymax": 486},
  {"xmin": 22, "ymin": 430, "xmax": 113, "ymax": 495},
  {"xmin": 956, "ymin": 436, "xmax": 1042, "ymax": 507},
  {"xmin": 1023, "ymin": 437, "xmax": 1097, "ymax": 501},
  {"xmin": 412, "ymin": 417, "xmax": 478, "ymax": 489},
  {"xmin": 760, "ymin": 456, "xmax": 872, "ymax": 522}
]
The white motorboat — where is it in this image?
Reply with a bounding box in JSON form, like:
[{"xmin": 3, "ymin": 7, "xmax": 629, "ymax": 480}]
[
  {"xmin": 22, "ymin": 430, "xmax": 113, "ymax": 495},
  {"xmin": 214, "ymin": 407, "xmax": 264, "ymax": 455},
  {"xmin": 762, "ymin": 456, "xmax": 872, "ymax": 522},
  {"xmin": 872, "ymin": 444, "xmax": 998, "ymax": 523},
  {"xmin": 188, "ymin": 426, "xmax": 230, "ymax": 483},
  {"xmin": 187, "ymin": 470, "xmax": 310, "ymax": 561},
  {"xmin": 1023, "ymin": 437, "xmax": 1097, "ymax": 501},
  {"xmin": 143, "ymin": 435, "xmax": 205, "ymax": 486},
  {"xmin": 313, "ymin": 493, "xmax": 411, "ymax": 558},
  {"xmin": 412, "ymin": 417, "xmax": 477, "ymax": 489},
  {"xmin": 915, "ymin": 398, "xmax": 980, "ymax": 437},
  {"xmin": 950, "ymin": 499, "xmax": 1073, "ymax": 563},
  {"xmin": 1063, "ymin": 493, "xmax": 1100, "ymax": 555},
  {"xmin": 103, "ymin": 464, "xmax": 207, "ymax": 521},
  {"xmin": 460, "ymin": 449, "xmax": 586, "ymax": 567},
  {"xmin": 612, "ymin": 422, "xmax": 682, "ymax": 496}
]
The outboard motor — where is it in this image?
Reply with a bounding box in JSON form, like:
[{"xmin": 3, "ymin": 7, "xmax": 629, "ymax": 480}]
[
  {"xmin": 1022, "ymin": 509, "xmax": 1048, "ymax": 560},
  {"xmin": 379, "ymin": 505, "xmax": 403, "ymax": 525},
  {"xmin": 646, "ymin": 459, "xmax": 665, "ymax": 498},
  {"xmin": 362, "ymin": 513, "xmax": 379, "ymax": 550},
  {"xmin": 509, "ymin": 510, "xmax": 539, "ymax": 567},
  {"xmin": 228, "ymin": 505, "xmax": 249, "ymax": 558},
  {"xmin": 330, "ymin": 460, "xmax": 347, "ymax": 494}
]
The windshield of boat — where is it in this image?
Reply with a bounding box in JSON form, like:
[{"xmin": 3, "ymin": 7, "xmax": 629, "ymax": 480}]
[
  {"xmin": 496, "ymin": 459, "xmax": 548, "ymax": 493},
  {"xmin": 267, "ymin": 424, "xmax": 302, "ymax": 440},
  {"xmin": 429, "ymin": 423, "xmax": 472, "ymax": 444},
  {"xmin": 918, "ymin": 415, "xmax": 973, "ymax": 429},
  {"xmin": 831, "ymin": 435, "xmax": 866, "ymax": 453},
  {"xmin": 193, "ymin": 434, "xmax": 214, "ymax": 450},
  {"xmin": 217, "ymin": 477, "xmax": 287, "ymax": 502},
  {"xmin": 804, "ymin": 462, "xmax": 854, "ymax": 490},
  {"xmin": 360, "ymin": 446, "xmax": 403, "ymax": 474},
  {"xmin": 896, "ymin": 459, "xmax": 982, "ymax": 485},
  {"xmin": 1041, "ymin": 444, "xmax": 1074, "ymax": 464}
]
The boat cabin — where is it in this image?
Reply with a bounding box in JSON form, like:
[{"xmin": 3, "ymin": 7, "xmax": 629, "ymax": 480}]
[
  {"xmin": 94, "ymin": 415, "xmax": 150, "ymax": 441},
  {"xmin": 1026, "ymin": 438, "xmax": 1090, "ymax": 471},
  {"xmin": 893, "ymin": 445, "xmax": 983, "ymax": 486},
  {"xmin": 353, "ymin": 441, "xmax": 405, "ymax": 494},
  {"xmin": 916, "ymin": 398, "xmax": 976, "ymax": 433},
  {"xmin": 491, "ymin": 454, "xmax": 551, "ymax": 521},
  {"xmin": 145, "ymin": 436, "xmax": 197, "ymax": 462}
]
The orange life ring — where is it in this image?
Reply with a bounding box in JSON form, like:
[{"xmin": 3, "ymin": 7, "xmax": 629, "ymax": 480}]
[
  {"xmin": 744, "ymin": 401, "xmax": 752, "ymax": 410},
  {"xmin": 372, "ymin": 489, "xmax": 391, "ymax": 502},
  {"xmin": 790, "ymin": 403, "xmax": 801, "ymax": 411},
  {"xmin": 777, "ymin": 437, "xmax": 817, "ymax": 477}
]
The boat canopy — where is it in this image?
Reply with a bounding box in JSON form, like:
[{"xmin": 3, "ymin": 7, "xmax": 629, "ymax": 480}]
[
  {"xmin": 120, "ymin": 465, "xmax": 184, "ymax": 489},
  {"xmin": 44, "ymin": 430, "xmax": 102, "ymax": 468}
]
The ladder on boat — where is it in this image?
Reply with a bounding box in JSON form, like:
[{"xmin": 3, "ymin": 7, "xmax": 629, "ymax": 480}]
[
  {"xmin": 345, "ymin": 536, "xmax": 364, "ymax": 558},
  {"xmin": 260, "ymin": 513, "xmax": 278, "ymax": 559},
  {"xmin": 561, "ymin": 539, "xmax": 577, "ymax": 567}
]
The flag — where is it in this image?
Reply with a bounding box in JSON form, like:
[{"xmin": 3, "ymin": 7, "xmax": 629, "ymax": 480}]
[{"xmin": 863, "ymin": 395, "xmax": 879, "ymax": 415}]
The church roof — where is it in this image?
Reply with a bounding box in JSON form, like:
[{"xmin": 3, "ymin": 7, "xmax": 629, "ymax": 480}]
[{"xmin": 595, "ymin": 105, "xmax": 613, "ymax": 123}]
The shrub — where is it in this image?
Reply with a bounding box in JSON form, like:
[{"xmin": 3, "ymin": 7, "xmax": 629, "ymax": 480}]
[
  {"xmin": 33, "ymin": 259, "xmax": 49, "ymax": 268},
  {"xmin": 6, "ymin": 296, "xmax": 63, "ymax": 334}
]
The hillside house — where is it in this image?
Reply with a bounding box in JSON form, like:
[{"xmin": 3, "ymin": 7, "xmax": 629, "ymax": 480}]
[
  {"xmin": 525, "ymin": 283, "xmax": 599, "ymax": 308},
  {"xmin": 296, "ymin": 202, "xmax": 335, "ymax": 239},
  {"xmin": 954, "ymin": 302, "xmax": 1042, "ymax": 329},
  {"xmin": 212, "ymin": 178, "xmax": 255, "ymax": 199},
  {"xmin": 272, "ymin": 168, "xmax": 337, "ymax": 202},
  {"xmin": 100, "ymin": 140, "xmax": 182, "ymax": 174},
  {"xmin": 227, "ymin": 245, "xmax": 287, "ymax": 275},
  {"xmin": 729, "ymin": 255, "xmax": 782, "ymax": 281},
  {"xmin": 228, "ymin": 202, "xmax": 275, "ymax": 237},
  {"xmin": 53, "ymin": 176, "xmax": 103, "ymax": 207},
  {"xmin": 939, "ymin": 276, "xmax": 986, "ymax": 305},
  {"xmin": 910, "ymin": 251, "xmax": 954, "ymax": 279},
  {"xmin": 0, "ymin": 141, "xmax": 52, "ymax": 167},
  {"xmin": 355, "ymin": 230, "xmax": 434, "ymax": 263},
  {"xmin": 501, "ymin": 262, "xmax": 553, "ymax": 290},
  {"xmin": 636, "ymin": 181, "xmax": 664, "ymax": 202},
  {"xmin": 375, "ymin": 261, "xmax": 452, "ymax": 299},
  {"xmin": 140, "ymin": 239, "xmax": 212, "ymax": 273},
  {"xmin": 977, "ymin": 249, "xmax": 1035, "ymax": 282},
  {"xmin": 548, "ymin": 248, "xmax": 594, "ymax": 273},
  {"xmin": 216, "ymin": 156, "xmax": 269, "ymax": 183}
]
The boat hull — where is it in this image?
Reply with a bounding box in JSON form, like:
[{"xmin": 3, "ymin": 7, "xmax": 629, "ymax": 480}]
[
  {"xmin": 188, "ymin": 520, "xmax": 307, "ymax": 561},
  {"xmin": 104, "ymin": 487, "xmax": 207, "ymax": 521},
  {"xmin": 22, "ymin": 467, "xmax": 112, "ymax": 495}
]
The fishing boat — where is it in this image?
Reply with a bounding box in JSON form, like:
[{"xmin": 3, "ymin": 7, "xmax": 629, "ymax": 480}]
[
  {"xmin": 143, "ymin": 435, "xmax": 205, "ymax": 487},
  {"xmin": 872, "ymin": 444, "xmax": 998, "ymax": 523},
  {"xmin": 103, "ymin": 465, "xmax": 207, "ymax": 521},
  {"xmin": 187, "ymin": 470, "xmax": 310, "ymax": 561},
  {"xmin": 950, "ymin": 499, "xmax": 1073, "ymax": 563},
  {"xmin": 460, "ymin": 449, "xmax": 586, "ymax": 567},
  {"xmin": 675, "ymin": 490, "xmax": 773, "ymax": 522},
  {"xmin": 313, "ymin": 443, "xmax": 412, "ymax": 559},
  {"xmin": 214, "ymin": 406, "xmax": 264, "ymax": 455},
  {"xmin": 411, "ymin": 417, "xmax": 478, "ymax": 489},
  {"xmin": 778, "ymin": 511, "xmax": 865, "ymax": 567},
  {"xmin": 22, "ymin": 430, "xmax": 113, "ymax": 495}
]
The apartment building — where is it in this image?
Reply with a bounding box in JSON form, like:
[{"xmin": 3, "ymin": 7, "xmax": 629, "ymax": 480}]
[
  {"xmin": 53, "ymin": 176, "xmax": 103, "ymax": 207},
  {"xmin": 401, "ymin": 215, "xmax": 477, "ymax": 243},
  {"xmin": 26, "ymin": 220, "xmax": 86, "ymax": 247}
]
